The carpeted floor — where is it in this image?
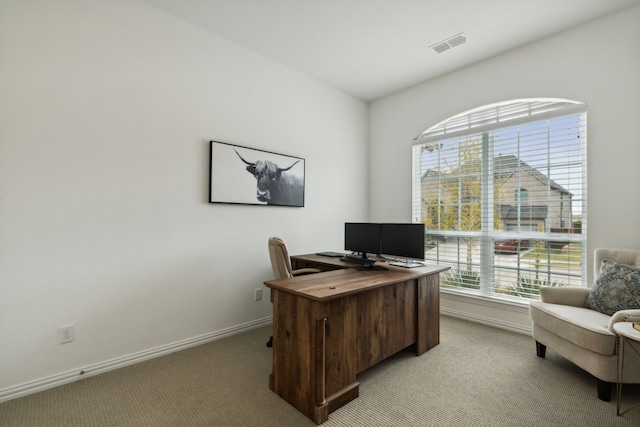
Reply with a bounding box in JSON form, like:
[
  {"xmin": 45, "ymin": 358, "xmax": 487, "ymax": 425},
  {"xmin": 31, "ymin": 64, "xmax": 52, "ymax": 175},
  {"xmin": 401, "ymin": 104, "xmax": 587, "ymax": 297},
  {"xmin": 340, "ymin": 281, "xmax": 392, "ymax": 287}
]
[{"xmin": 1, "ymin": 316, "xmax": 639, "ymax": 426}]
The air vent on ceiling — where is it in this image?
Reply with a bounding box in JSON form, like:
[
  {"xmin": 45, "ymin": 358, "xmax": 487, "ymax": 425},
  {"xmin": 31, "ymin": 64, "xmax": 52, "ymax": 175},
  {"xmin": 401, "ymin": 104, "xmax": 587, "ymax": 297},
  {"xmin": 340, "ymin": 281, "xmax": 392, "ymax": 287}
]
[
  {"xmin": 432, "ymin": 42, "xmax": 450, "ymax": 54},
  {"xmin": 431, "ymin": 33, "xmax": 466, "ymax": 54}
]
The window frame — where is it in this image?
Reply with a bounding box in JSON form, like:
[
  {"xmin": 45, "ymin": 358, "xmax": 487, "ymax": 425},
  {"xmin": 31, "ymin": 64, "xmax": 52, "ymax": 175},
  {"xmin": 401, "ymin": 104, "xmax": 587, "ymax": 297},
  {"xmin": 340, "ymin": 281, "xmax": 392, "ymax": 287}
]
[
  {"xmin": 516, "ymin": 188, "xmax": 528, "ymax": 203},
  {"xmin": 412, "ymin": 99, "xmax": 587, "ymax": 303}
]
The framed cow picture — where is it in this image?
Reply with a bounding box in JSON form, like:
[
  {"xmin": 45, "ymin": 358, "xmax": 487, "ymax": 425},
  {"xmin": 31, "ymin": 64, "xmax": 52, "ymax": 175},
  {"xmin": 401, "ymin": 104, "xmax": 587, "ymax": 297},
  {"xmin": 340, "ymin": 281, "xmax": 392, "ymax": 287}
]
[{"xmin": 209, "ymin": 141, "xmax": 305, "ymax": 207}]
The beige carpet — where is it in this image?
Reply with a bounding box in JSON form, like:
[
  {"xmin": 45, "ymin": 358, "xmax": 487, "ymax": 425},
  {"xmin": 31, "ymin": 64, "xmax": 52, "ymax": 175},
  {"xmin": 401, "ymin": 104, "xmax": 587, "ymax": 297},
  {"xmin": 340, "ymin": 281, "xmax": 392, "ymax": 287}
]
[{"xmin": 1, "ymin": 316, "xmax": 639, "ymax": 426}]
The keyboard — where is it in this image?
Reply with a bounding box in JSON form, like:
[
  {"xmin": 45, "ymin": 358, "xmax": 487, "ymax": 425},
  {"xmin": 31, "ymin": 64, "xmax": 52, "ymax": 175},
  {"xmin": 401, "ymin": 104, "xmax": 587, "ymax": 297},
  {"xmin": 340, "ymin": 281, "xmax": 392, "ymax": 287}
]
[{"xmin": 316, "ymin": 252, "xmax": 345, "ymax": 257}]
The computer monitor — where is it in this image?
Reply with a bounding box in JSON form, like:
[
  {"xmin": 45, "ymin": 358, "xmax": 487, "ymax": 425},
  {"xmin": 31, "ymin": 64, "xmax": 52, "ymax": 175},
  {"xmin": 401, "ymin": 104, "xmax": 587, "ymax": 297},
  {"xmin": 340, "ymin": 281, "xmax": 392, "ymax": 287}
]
[
  {"xmin": 344, "ymin": 223, "xmax": 381, "ymax": 260},
  {"xmin": 380, "ymin": 223, "xmax": 425, "ymax": 268}
]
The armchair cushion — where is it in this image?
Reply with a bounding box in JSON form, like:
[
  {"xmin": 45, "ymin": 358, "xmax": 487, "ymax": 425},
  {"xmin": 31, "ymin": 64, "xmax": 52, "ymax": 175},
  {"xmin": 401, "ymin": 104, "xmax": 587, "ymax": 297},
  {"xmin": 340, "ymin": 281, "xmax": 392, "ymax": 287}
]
[
  {"xmin": 530, "ymin": 301, "xmax": 615, "ymax": 355},
  {"xmin": 585, "ymin": 260, "xmax": 640, "ymax": 315}
]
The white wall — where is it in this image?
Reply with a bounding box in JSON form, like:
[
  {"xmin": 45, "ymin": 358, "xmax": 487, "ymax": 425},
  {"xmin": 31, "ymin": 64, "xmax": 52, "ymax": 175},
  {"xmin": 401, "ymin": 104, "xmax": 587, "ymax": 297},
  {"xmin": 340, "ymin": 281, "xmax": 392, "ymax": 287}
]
[
  {"xmin": 0, "ymin": 0, "xmax": 368, "ymax": 399},
  {"xmin": 369, "ymin": 5, "xmax": 640, "ymax": 331}
]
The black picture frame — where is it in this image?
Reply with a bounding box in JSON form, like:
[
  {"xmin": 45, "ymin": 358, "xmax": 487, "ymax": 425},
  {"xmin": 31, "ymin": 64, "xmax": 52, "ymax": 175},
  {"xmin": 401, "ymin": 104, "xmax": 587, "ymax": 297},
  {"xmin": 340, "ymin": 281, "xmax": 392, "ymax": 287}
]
[{"xmin": 209, "ymin": 141, "xmax": 305, "ymax": 207}]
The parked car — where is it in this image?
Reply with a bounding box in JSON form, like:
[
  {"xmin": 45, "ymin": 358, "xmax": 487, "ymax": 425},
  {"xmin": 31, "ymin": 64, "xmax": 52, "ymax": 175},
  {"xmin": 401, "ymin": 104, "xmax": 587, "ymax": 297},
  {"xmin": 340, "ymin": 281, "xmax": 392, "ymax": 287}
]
[{"xmin": 494, "ymin": 239, "xmax": 529, "ymax": 253}]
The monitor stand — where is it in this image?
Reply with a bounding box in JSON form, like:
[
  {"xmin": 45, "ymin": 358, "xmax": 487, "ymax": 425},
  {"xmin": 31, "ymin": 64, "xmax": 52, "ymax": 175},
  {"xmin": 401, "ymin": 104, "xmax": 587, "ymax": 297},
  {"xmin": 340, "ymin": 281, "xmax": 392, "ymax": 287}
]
[{"xmin": 389, "ymin": 259, "xmax": 424, "ymax": 268}]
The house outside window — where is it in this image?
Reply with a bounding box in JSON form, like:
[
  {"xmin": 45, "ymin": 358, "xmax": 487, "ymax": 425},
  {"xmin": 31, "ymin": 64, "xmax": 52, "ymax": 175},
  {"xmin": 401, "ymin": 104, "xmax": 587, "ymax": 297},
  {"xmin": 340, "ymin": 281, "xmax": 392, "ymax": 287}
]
[{"xmin": 412, "ymin": 99, "xmax": 587, "ymax": 302}]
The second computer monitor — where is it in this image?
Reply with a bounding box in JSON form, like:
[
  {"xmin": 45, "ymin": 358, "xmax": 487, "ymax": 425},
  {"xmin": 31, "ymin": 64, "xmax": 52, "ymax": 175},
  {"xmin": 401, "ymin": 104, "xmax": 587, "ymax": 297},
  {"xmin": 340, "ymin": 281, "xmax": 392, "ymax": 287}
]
[{"xmin": 380, "ymin": 223, "xmax": 425, "ymax": 267}]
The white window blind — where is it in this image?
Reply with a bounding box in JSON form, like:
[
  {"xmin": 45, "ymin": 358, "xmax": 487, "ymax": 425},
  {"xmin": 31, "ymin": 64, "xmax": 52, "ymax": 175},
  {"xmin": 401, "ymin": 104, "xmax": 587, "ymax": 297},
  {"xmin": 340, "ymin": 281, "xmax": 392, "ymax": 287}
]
[{"xmin": 412, "ymin": 99, "xmax": 587, "ymax": 301}]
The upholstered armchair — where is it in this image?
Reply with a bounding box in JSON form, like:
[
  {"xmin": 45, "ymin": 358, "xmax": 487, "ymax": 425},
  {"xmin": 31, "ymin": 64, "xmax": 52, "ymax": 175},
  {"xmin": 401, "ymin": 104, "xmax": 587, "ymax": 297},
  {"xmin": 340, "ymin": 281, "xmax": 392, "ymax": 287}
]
[{"xmin": 529, "ymin": 248, "xmax": 640, "ymax": 401}]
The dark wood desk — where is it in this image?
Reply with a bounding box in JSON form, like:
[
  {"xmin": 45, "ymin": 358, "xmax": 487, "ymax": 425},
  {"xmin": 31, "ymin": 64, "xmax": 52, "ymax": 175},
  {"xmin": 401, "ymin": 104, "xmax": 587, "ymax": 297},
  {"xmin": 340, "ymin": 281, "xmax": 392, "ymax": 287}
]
[{"xmin": 264, "ymin": 254, "xmax": 450, "ymax": 424}]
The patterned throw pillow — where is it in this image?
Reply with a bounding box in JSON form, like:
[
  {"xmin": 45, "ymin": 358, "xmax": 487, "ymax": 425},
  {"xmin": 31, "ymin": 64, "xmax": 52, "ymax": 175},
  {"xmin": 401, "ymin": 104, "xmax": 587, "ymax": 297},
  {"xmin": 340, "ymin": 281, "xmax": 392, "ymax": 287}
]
[{"xmin": 586, "ymin": 259, "xmax": 640, "ymax": 315}]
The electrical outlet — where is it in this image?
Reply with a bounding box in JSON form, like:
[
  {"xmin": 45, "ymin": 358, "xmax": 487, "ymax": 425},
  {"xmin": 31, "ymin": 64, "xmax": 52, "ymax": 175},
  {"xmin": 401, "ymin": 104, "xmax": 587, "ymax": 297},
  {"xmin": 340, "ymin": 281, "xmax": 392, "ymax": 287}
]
[
  {"xmin": 58, "ymin": 324, "xmax": 74, "ymax": 344},
  {"xmin": 254, "ymin": 288, "xmax": 262, "ymax": 301}
]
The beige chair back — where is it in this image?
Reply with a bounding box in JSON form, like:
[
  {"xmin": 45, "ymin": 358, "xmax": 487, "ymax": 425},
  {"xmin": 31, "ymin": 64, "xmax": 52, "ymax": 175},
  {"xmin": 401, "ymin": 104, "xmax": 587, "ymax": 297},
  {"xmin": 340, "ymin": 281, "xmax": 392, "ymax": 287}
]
[
  {"xmin": 594, "ymin": 248, "xmax": 640, "ymax": 276},
  {"xmin": 268, "ymin": 237, "xmax": 294, "ymax": 279}
]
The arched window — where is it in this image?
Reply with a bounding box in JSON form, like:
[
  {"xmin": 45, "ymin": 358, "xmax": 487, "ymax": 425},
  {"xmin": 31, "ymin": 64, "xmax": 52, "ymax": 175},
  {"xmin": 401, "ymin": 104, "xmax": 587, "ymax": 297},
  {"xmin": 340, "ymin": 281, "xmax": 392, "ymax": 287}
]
[{"xmin": 412, "ymin": 99, "xmax": 587, "ymax": 301}]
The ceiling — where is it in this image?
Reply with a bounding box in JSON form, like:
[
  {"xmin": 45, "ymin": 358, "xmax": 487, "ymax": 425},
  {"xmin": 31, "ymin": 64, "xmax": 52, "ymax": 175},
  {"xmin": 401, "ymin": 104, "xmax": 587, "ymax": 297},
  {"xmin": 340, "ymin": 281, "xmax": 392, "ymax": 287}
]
[{"xmin": 140, "ymin": 0, "xmax": 639, "ymax": 101}]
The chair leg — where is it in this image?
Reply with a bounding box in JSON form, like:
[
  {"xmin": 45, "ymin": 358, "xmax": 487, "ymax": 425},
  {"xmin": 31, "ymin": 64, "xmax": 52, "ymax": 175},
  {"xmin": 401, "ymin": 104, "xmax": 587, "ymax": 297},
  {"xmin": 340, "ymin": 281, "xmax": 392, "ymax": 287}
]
[
  {"xmin": 535, "ymin": 341, "xmax": 546, "ymax": 358},
  {"xmin": 597, "ymin": 379, "xmax": 613, "ymax": 401}
]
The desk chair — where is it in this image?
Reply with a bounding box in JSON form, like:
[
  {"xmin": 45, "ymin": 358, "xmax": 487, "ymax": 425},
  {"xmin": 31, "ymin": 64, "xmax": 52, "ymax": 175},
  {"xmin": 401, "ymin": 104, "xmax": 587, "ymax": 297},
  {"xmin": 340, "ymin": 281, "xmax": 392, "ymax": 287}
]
[{"xmin": 266, "ymin": 237, "xmax": 320, "ymax": 347}]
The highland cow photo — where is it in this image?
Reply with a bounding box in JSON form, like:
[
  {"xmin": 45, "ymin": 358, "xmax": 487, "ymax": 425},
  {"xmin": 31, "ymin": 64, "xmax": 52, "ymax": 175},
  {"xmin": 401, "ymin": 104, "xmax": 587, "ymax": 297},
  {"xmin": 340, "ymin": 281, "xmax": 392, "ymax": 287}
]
[{"xmin": 209, "ymin": 141, "xmax": 305, "ymax": 207}]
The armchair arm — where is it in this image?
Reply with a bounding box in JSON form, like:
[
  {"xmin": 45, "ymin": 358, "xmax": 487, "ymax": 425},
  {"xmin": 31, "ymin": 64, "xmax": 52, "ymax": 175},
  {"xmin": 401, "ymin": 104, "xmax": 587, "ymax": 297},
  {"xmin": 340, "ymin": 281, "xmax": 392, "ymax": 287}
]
[
  {"xmin": 539, "ymin": 286, "xmax": 589, "ymax": 307},
  {"xmin": 292, "ymin": 268, "xmax": 321, "ymax": 276},
  {"xmin": 608, "ymin": 309, "xmax": 640, "ymax": 333}
]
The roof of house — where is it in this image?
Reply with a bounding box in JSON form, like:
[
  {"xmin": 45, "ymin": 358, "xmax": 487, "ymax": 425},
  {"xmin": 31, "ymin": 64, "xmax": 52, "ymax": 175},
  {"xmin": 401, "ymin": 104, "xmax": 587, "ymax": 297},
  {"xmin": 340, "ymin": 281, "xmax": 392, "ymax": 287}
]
[
  {"xmin": 494, "ymin": 155, "xmax": 571, "ymax": 196},
  {"xmin": 422, "ymin": 154, "xmax": 572, "ymax": 197}
]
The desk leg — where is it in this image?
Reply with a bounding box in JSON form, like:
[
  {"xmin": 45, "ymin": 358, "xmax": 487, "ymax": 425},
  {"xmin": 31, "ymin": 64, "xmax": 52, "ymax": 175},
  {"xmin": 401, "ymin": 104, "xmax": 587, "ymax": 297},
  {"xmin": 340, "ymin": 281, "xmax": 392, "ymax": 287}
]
[
  {"xmin": 313, "ymin": 317, "xmax": 328, "ymax": 424},
  {"xmin": 270, "ymin": 291, "xmax": 333, "ymax": 425},
  {"xmin": 416, "ymin": 274, "xmax": 440, "ymax": 356}
]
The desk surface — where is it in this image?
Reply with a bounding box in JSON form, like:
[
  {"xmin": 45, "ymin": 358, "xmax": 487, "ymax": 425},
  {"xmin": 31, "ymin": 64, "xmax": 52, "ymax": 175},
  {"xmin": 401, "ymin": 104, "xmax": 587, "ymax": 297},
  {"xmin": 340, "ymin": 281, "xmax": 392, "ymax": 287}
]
[{"xmin": 265, "ymin": 257, "xmax": 449, "ymax": 302}]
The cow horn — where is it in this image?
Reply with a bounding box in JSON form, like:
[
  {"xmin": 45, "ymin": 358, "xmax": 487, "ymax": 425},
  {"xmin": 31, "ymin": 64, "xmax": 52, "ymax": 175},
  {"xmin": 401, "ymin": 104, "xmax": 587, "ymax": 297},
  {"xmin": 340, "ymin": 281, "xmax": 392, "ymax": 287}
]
[
  {"xmin": 234, "ymin": 150, "xmax": 254, "ymax": 166},
  {"xmin": 278, "ymin": 160, "xmax": 300, "ymax": 172}
]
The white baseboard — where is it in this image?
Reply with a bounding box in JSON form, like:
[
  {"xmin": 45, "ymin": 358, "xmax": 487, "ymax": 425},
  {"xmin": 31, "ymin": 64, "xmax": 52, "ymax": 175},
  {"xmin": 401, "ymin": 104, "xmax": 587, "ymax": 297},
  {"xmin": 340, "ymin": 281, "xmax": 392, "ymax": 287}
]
[
  {"xmin": 0, "ymin": 316, "xmax": 272, "ymax": 403},
  {"xmin": 441, "ymin": 307, "xmax": 532, "ymax": 335},
  {"xmin": 2, "ymin": 306, "xmax": 531, "ymax": 403}
]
